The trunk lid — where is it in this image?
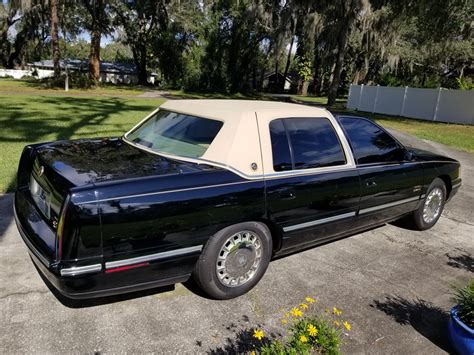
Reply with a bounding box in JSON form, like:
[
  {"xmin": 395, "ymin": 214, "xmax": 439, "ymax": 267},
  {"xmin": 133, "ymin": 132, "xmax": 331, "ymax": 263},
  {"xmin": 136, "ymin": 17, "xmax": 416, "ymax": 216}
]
[{"xmin": 35, "ymin": 137, "xmax": 205, "ymax": 187}]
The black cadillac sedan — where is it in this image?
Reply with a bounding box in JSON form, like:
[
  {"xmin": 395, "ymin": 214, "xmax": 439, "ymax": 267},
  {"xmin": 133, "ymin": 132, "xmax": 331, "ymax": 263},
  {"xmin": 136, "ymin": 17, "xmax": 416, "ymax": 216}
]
[{"xmin": 14, "ymin": 100, "xmax": 462, "ymax": 300}]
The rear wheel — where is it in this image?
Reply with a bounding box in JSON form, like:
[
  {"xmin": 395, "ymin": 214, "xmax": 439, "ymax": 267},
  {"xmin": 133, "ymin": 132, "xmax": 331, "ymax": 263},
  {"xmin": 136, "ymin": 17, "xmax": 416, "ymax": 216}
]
[
  {"xmin": 193, "ymin": 222, "xmax": 272, "ymax": 299},
  {"xmin": 412, "ymin": 178, "xmax": 447, "ymax": 230}
]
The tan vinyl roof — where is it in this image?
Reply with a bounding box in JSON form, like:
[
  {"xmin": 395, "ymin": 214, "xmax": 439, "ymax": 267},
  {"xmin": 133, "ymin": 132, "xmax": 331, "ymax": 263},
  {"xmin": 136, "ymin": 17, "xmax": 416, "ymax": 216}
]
[
  {"xmin": 127, "ymin": 100, "xmax": 350, "ymax": 179},
  {"xmin": 160, "ymin": 99, "xmax": 328, "ymax": 120}
]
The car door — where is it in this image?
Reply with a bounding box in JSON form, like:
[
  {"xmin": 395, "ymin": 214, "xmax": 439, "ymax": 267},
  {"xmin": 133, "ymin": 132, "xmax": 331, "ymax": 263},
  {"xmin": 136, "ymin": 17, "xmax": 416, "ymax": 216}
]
[
  {"xmin": 259, "ymin": 116, "xmax": 361, "ymax": 253},
  {"xmin": 337, "ymin": 116, "xmax": 424, "ymax": 228}
]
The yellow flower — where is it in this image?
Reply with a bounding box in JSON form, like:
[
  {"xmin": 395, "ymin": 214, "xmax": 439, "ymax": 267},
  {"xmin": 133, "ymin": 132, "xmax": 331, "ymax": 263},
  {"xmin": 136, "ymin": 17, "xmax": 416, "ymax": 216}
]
[
  {"xmin": 281, "ymin": 319, "xmax": 288, "ymax": 324},
  {"xmin": 290, "ymin": 307, "xmax": 303, "ymax": 317},
  {"xmin": 300, "ymin": 303, "xmax": 309, "ymax": 310},
  {"xmin": 253, "ymin": 329, "xmax": 265, "ymax": 341},
  {"xmin": 343, "ymin": 321, "xmax": 352, "ymax": 331},
  {"xmin": 333, "ymin": 307, "xmax": 342, "ymax": 316},
  {"xmin": 305, "ymin": 297, "xmax": 316, "ymax": 304},
  {"xmin": 307, "ymin": 324, "xmax": 318, "ymax": 337},
  {"xmin": 300, "ymin": 335, "xmax": 308, "ymax": 343},
  {"xmin": 251, "ymin": 351, "xmax": 256, "ymax": 355},
  {"xmin": 334, "ymin": 320, "xmax": 340, "ymax": 327},
  {"xmin": 284, "ymin": 312, "xmax": 290, "ymax": 318}
]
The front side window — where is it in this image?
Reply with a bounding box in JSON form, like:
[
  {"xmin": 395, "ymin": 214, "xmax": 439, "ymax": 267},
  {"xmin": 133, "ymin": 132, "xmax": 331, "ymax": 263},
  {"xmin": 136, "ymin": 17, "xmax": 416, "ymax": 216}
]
[
  {"xmin": 126, "ymin": 110, "xmax": 223, "ymax": 158},
  {"xmin": 337, "ymin": 116, "xmax": 405, "ymax": 164},
  {"xmin": 269, "ymin": 117, "xmax": 346, "ymax": 171}
]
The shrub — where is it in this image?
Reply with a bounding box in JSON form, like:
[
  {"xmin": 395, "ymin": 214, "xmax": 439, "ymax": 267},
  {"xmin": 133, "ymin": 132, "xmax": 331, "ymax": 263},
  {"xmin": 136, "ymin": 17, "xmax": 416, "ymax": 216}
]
[
  {"xmin": 251, "ymin": 297, "xmax": 351, "ymax": 354},
  {"xmin": 453, "ymin": 279, "xmax": 474, "ymax": 328}
]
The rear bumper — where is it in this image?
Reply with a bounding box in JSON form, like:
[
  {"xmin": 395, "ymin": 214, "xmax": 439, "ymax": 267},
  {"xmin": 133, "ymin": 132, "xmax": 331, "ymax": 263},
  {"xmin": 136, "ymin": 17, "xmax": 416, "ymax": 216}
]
[{"xmin": 14, "ymin": 194, "xmax": 196, "ymax": 299}]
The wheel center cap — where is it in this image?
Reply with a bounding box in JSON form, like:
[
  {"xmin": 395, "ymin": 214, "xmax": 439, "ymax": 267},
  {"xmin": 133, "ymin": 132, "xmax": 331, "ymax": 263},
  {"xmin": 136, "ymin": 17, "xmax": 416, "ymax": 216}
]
[{"xmin": 225, "ymin": 246, "xmax": 256, "ymax": 278}]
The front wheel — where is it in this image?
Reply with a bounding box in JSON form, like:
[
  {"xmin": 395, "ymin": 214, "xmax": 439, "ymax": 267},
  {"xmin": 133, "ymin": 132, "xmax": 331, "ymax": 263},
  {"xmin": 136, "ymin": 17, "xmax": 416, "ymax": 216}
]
[
  {"xmin": 411, "ymin": 178, "xmax": 447, "ymax": 230},
  {"xmin": 193, "ymin": 222, "xmax": 272, "ymax": 300}
]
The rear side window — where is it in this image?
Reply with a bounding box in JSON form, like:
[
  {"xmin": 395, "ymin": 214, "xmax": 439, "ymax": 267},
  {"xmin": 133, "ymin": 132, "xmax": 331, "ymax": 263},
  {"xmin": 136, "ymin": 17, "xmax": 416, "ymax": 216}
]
[
  {"xmin": 269, "ymin": 120, "xmax": 292, "ymax": 171},
  {"xmin": 269, "ymin": 118, "xmax": 346, "ymax": 171},
  {"xmin": 337, "ymin": 117, "xmax": 404, "ymax": 164}
]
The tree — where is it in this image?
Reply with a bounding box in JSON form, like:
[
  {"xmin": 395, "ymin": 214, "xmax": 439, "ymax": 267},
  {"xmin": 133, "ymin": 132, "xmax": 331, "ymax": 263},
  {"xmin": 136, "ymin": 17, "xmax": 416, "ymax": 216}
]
[
  {"xmin": 327, "ymin": 0, "xmax": 368, "ymax": 106},
  {"xmin": 49, "ymin": 0, "xmax": 60, "ymax": 77},
  {"xmin": 112, "ymin": 0, "xmax": 168, "ymax": 85},
  {"xmin": 82, "ymin": 0, "xmax": 109, "ymax": 81}
]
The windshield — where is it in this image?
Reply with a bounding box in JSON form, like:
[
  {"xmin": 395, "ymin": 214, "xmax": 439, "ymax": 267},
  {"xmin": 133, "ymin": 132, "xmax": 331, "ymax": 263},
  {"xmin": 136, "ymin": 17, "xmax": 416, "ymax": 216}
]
[{"xmin": 126, "ymin": 110, "xmax": 223, "ymax": 158}]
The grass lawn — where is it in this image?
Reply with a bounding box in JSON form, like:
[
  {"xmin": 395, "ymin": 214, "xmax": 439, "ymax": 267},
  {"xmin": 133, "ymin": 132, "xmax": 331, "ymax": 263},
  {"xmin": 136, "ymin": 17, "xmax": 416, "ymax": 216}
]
[
  {"xmin": 0, "ymin": 93, "xmax": 163, "ymax": 192},
  {"xmin": 0, "ymin": 78, "xmax": 146, "ymax": 97}
]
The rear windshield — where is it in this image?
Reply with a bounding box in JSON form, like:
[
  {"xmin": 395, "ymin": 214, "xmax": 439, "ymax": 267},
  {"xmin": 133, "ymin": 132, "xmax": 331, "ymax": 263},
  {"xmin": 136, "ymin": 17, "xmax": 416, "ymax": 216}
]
[{"xmin": 126, "ymin": 110, "xmax": 223, "ymax": 158}]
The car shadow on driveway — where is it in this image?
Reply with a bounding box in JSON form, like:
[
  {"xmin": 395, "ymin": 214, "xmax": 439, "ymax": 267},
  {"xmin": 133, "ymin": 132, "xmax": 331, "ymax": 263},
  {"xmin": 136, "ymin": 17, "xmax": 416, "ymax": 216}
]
[
  {"xmin": 371, "ymin": 295, "xmax": 454, "ymax": 353},
  {"xmin": 35, "ymin": 264, "xmax": 175, "ymax": 308},
  {"xmin": 0, "ymin": 194, "xmax": 13, "ymax": 241}
]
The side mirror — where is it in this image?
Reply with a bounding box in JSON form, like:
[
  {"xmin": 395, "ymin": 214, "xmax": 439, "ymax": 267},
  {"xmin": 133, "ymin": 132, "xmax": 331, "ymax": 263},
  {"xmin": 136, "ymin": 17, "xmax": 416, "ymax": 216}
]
[{"xmin": 404, "ymin": 149, "xmax": 414, "ymax": 161}]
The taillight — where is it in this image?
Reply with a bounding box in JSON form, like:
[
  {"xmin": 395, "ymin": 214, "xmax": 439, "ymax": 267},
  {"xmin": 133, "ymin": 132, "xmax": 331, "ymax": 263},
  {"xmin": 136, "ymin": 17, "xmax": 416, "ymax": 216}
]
[{"xmin": 56, "ymin": 195, "xmax": 70, "ymax": 261}]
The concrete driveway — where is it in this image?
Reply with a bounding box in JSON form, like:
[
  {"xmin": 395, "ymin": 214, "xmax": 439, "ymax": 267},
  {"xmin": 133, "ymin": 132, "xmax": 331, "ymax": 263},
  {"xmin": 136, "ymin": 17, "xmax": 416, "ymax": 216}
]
[{"xmin": 0, "ymin": 132, "xmax": 472, "ymax": 354}]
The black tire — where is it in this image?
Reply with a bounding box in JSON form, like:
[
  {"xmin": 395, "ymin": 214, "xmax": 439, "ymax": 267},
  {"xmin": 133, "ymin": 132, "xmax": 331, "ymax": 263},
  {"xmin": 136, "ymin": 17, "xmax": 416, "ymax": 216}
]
[
  {"xmin": 193, "ymin": 222, "xmax": 272, "ymax": 300},
  {"xmin": 412, "ymin": 178, "xmax": 447, "ymax": 230}
]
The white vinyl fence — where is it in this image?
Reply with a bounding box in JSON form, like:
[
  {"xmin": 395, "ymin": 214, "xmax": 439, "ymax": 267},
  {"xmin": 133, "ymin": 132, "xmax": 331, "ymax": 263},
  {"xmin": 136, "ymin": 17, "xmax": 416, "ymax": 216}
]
[{"xmin": 347, "ymin": 84, "xmax": 474, "ymax": 125}]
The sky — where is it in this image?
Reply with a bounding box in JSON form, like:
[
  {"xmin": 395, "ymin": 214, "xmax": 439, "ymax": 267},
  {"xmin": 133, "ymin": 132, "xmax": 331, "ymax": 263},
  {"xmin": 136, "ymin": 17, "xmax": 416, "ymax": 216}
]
[{"xmin": 77, "ymin": 31, "xmax": 115, "ymax": 47}]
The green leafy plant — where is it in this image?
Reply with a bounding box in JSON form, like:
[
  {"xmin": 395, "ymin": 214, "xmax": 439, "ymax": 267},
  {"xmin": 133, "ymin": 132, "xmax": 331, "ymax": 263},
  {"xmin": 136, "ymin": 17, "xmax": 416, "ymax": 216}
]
[
  {"xmin": 296, "ymin": 56, "xmax": 313, "ymax": 82},
  {"xmin": 456, "ymin": 77, "xmax": 474, "ymax": 91},
  {"xmin": 453, "ymin": 279, "xmax": 474, "ymax": 328},
  {"xmin": 251, "ymin": 298, "xmax": 351, "ymax": 354}
]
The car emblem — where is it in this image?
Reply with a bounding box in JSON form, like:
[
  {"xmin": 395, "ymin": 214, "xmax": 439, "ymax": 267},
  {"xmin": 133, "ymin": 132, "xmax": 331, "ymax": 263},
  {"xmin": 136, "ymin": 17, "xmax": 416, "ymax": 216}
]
[
  {"xmin": 250, "ymin": 162, "xmax": 258, "ymax": 171},
  {"xmin": 38, "ymin": 166, "xmax": 45, "ymax": 177}
]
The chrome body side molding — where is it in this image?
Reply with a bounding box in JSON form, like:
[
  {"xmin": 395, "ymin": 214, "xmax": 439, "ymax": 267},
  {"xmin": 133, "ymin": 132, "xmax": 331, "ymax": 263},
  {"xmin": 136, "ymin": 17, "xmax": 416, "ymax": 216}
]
[
  {"xmin": 283, "ymin": 212, "xmax": 356, "ymax": 232},
  {"xmin": 359, "ymin": 196, "xmax": 420, "ymax": 215},
  {"xmin": 105, "ymin": 245, "xmax": 203, "ymax": 270}
]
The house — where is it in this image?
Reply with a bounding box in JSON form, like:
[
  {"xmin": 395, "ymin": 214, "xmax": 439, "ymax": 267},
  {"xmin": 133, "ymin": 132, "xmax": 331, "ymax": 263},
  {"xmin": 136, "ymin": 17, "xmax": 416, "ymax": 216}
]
[
  {"xmin": 262, "ymin": 71, "xmax": 293, "ymax": 92},
  {"xmin": 28, "ymin": 59, "xmax": 157, "ymax": 84}
]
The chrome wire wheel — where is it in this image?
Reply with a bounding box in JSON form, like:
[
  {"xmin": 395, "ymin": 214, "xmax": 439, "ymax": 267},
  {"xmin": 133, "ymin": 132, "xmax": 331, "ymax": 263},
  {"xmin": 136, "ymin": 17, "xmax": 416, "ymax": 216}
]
[
  {"xmin": 422, "ymin": 187, "xmax": 444, "ymax": 224},
  {"xmin": 216, "ymin": 231, "xmax": 262, "ymax": 287}
]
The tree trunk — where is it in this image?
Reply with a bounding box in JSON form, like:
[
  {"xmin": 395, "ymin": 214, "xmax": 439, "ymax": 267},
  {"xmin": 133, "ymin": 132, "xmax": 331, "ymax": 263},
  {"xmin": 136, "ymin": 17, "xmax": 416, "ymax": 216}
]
[
  {"xmin": 89, "ymin": 29, "xmax": 101, "ymax": 81},
  {"xmin": 301, "ymin": 80, "xmax": 309, "ymax": 96},
  {"xmin": 88, "ymin": 0, "xmax": 103, "ymax": 81},
  {"xmin": 327, "ymin": 3, "xmax": 355, "ymax": 106},
  {"xmin": 137, "ymin": 46, "xmax": 148, "ymax": 85},
  {"xmin": 282, "ymin": 35, "xmax": 294, "ymax": 92},
  {"xmin": 50, "ymin": 0, "xmax": 60, "ymax": 78}
]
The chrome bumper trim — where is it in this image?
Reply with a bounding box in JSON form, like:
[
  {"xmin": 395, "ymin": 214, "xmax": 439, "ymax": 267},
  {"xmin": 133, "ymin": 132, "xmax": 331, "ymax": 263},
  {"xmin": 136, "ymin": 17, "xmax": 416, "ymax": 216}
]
[
  {"xmin": 105, "ymin": 245, "xmax": 203, "ymax": 269},
  {"xmin": 452, "ymin": 182, "xmax": 462, "ymax": 189},
  {"xmin": 60, "ymin": 264, "xmax": 102, "ymax": 277}
]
